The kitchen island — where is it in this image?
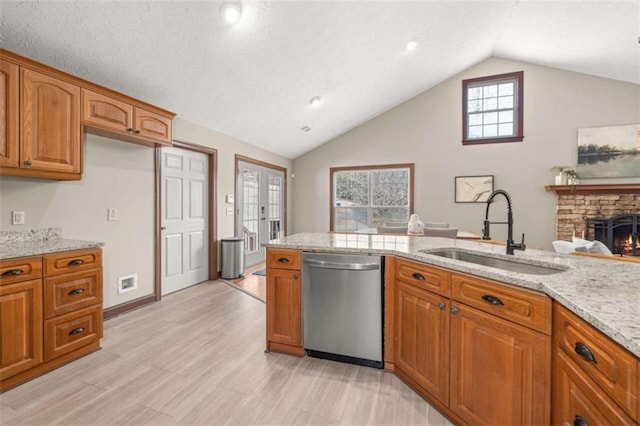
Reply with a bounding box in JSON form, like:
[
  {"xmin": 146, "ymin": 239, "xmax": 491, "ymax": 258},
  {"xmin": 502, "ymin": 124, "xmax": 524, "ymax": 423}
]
[{"xmin": 264, "ymin": 232, "xmax": 640, "ymax": 425}]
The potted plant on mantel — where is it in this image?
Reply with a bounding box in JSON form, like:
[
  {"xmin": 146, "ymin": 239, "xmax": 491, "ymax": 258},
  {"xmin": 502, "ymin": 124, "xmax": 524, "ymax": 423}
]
[{"xmin": 550, "ymin": 166, "xmax": 580, "ymax": 188}]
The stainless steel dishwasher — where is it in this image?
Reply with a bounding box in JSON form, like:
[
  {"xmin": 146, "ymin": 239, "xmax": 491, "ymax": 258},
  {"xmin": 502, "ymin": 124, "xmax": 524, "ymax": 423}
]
[{"xmin": 302, "ymin": 252, "xmax": 383, "ymax": 368}]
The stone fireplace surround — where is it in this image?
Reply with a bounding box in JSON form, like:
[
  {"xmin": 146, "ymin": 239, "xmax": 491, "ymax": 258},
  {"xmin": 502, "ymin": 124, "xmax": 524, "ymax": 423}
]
[{"xmin": 545, "ymin": 184, "xmax": 640, "ymax": 252}]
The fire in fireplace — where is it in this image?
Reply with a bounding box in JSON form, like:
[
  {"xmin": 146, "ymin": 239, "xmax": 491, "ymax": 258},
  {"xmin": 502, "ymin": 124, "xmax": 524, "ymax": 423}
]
[{"xmin": 584, "ymin": 214, "xmax": 640, "ymax": 256}]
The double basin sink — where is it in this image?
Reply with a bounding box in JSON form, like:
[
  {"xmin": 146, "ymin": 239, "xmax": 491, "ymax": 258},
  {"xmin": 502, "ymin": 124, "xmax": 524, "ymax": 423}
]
[{"xmin": 421, "ymin": 248, "xmax": 567, "ymax": 275}]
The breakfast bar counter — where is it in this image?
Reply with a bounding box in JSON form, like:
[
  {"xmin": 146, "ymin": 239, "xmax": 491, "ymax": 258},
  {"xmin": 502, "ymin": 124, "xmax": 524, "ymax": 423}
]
[{"xmin": 265, "ymin": 232, "xmax": 640, "ymax": 358}]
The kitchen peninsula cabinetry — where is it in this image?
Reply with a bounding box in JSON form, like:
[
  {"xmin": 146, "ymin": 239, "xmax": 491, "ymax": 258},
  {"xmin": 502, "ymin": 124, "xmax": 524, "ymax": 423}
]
[
  {"xmin": 552, "ymin": 303, "xmax": 638, "ymax": 424},
  {"xmin": 82, "ymin": 89, "xmax": 172, "ymax": 146},
  {"xmin": 393, "ymin": 258, "xmax": 551, "ymax": 425},
  {"xmin": 265, "ymin": 248, "xmax": 304, "ymax": 356},
  {"xmin": 0, "ymin": 55, "xmax": 81, "ymax": 180},
  {"xmin": 0, "ymin": 248, "xmax": 103, "ymax": 392}
]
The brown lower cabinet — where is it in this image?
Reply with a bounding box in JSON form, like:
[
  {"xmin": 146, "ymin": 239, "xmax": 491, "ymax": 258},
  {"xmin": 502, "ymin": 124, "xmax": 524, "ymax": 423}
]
[
  {"xmin": 0, "ymin": 248, "xmax": 103, "ymax": 392},
  {"xmin": 394, "ymin": 258, "xmax": 551, "ymax": 426},
  {"xmin": 265, "ymin": 249, "xmax": 304, "ymax": 356}
]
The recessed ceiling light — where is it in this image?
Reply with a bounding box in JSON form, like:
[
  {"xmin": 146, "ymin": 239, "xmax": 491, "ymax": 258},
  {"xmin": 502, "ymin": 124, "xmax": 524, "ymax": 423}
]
[
  {"xmin": 405, "ymin": 38, "xmax": 417, "ymax": 51},
  {"xmin": 309, "ymin": 96, "xmax": 322, "ymax": 107},
  {"xmin": 220, "ymin": 2, "xmax": 242, "ymax": 24}
]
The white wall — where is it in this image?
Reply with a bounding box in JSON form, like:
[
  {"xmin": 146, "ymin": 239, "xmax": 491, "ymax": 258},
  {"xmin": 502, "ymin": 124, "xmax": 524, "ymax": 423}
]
[
  {"xmin": 0, "ymin": 118, "xmax": 292, "ymax": 309},
  {"xmin": 291, "ymin": 57, "xmax": 640, "ymax": 249},
  {"xmin": 0, "ymin": 135, "xmax": 155, "ymax": 308}
]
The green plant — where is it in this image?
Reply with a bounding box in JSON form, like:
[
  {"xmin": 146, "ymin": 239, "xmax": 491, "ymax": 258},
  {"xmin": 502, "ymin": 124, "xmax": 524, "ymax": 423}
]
[{"xmin": 550, "ymin": 166, "xmax": 579, "ymax": 179}]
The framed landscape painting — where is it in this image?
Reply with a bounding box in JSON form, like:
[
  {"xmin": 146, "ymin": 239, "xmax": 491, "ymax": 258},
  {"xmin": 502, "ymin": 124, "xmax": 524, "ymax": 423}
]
[
  {"xmin": 577, "ymin": 124, "xmax": 640, "ymax": 178},
  {"xmin": 455, "ymin": 175, "xmax": 494, "ymax": 203}
]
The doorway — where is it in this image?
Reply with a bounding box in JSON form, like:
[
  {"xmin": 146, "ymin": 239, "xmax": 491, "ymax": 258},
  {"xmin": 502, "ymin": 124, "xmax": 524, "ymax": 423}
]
[
  {"xmin": 160, "ymin": 143, "xmax": 217, "ymax": 295},
  {"xmin": 235, "ymin": 155, "xmax": 287, "ymax": 267}
]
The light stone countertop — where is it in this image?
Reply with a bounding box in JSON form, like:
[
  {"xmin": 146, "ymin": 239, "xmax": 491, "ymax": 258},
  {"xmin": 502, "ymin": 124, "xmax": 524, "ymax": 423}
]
[
  {"xmin": 264, "ymin": 232, "xmax": 640, "ymax": 358},
  {"xmin": 0, "ymin": 228, "xmax": 104, "ymax": 260}
]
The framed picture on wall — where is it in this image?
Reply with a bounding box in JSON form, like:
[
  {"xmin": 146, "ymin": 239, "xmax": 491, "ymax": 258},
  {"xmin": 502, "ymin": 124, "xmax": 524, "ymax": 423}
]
[
  {"xmin": 455, "ymin": 175, "xmax": 494, "ymax": 203},
  {"xmin": 577, "ymin": 123, "xmax": 640, "ymax": 178}
]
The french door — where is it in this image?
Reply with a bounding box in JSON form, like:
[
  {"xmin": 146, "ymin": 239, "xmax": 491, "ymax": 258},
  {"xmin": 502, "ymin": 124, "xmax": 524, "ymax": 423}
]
[{"xmin": 236, "ymin": 159, "xmax": 285, "ymax": 267}]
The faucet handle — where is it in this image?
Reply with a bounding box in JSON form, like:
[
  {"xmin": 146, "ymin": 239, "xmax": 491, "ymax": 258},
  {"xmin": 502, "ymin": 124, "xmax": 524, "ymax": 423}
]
[
  {"xmin": 516, "ymin": 233, "xmax": 526, "ymax": 251},
  {"xmin": 482, "ymin": 220, "xmax": 492, "ymax": 240}
]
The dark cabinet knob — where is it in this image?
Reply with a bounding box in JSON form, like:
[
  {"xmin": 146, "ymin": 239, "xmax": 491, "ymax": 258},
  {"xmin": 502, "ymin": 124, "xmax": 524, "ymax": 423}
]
[
  {"xmin": 126, "ymin": 128, "xmax": 134, "ymax": 133},
  {"xmin": 573, "ymin": 415, "xmax": 588, "ymax": 426},
  {"xmin": 293, "ymin": 274, "xmax": 299, "ymax": 280},
  {"xmin": 1, "ymin": 269, "xmax": 24, "ymax": 277},
  {"xmin": 481, "ymin": 294, "xmax": 504, "ymax": 306},
  {"xmin": 69, "ymin": 327, "xmax": 85, "ymax": 336},
  {"xmin": 24, "ymin": 160, "xmax": 32, "ymax": 166},
  {"xmin": 575, "ymin": 342, "xmax": 597, "ymax": 364},
  {"xmin": 134, "ymin": 130, "xmax": 141, "ymax": 134},
  {"xmin": 438, "ymin": 302, "xmax": 446, "ymax": 310},
  {"xmin": 450, "ymin": 306, "xmax": 458, "ymax": 315}
]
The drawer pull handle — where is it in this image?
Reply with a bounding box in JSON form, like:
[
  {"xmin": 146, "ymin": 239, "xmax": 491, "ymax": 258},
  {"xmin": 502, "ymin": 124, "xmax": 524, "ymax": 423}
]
[
  {"xmin": 412, "ymin": 272, "xmax": 425, "ymax": 281},
  {"xmin": 575, "ymin": 342, "xmax": 597, "ymax": 364},
  {"xmin": 69, "ymin": 327, "xmax": 85, "ymax": 336},
  {"xmin": 277, "ymin": 257, "xmax": 290, "ymax": 263},
  {"xmin": 573, "ymin": 415, "xmax": 588, "ymax": 426},
  {"xmin": 481, "ymin": 294, "xmax": 504, "ymax": 306},
  {"xmin": 68, "ymin": 288, "xmax": 86, "ymax": 296},
  {"xmin": 68, "ymin": 259, "xmax": 85, "ymax": 266},
  {"xmin": 1, "ymin": 269, "xmax": 24, "ymax": 277}
]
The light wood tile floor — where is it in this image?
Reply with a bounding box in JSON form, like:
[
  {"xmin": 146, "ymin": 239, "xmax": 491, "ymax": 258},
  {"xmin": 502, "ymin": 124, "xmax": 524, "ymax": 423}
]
[
  {"xmin": 0, "ymin": 280, "xmax": 452, "ymax": 425},
  {"xmin": 225, "ymin": 262, "xmax": 266, "ymax": 301}
]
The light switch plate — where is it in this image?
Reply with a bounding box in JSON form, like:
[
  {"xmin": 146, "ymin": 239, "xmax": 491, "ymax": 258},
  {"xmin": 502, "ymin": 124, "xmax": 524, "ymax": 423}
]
[
  {"xmin": 107, "ymin": 208, "xmax": 118, "ymax": 221},
  {"xmin": 12, "ymin": 210, "xmax": 25, "ymax": 225},
  {"xmin": 225, "ymin": 194, "xmax": 234, "ymax": 204}
]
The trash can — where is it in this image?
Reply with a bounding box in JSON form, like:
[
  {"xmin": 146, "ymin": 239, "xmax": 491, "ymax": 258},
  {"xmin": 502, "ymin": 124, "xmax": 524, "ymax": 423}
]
[{"xmin": 221, "ymin": 237, "xmax": 245, "ymax": 279}]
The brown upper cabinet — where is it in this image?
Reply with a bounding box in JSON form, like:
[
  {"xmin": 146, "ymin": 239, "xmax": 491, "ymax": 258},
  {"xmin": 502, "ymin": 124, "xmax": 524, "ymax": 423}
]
[
  {"xmin": 82, "ymin": 89, "xmax": 172, "ymax": 146},
  {"xmin": 1, "ymin": 58, "xmax": 81, "ymax": 180},
  {"xmin": 0, "ymin": 48, "xmax": 175, "ymax": 180}
]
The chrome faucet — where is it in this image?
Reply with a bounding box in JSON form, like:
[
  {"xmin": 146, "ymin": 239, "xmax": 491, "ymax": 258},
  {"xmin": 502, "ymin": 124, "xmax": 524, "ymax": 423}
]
[{"xmin": 482, "ymin": 189, "xmax": 526, "ymax": 255}]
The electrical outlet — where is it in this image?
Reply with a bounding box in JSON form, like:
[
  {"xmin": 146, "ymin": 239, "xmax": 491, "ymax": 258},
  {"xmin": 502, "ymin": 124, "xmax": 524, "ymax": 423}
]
[
  {"xmin": 12, "ymin": 210, "xmax": 25, "ymax": 225},
  {"xmin": 107, "ymin": 208, "xmax": 118, "ymax": 221},
  {"xmin": 226, "ymin": 207, "xmax": 233, "ymax": 215}
]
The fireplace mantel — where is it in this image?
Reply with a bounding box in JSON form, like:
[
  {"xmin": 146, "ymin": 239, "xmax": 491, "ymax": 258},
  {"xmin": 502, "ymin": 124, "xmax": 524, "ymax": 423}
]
[{"xmin": 544, "ymin": 183, "xmax": 640, "ymax": 195}]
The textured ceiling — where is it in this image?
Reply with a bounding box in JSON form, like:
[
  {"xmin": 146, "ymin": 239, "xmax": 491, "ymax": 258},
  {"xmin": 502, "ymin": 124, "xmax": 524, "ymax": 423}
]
[{"xmin": 1, "ymin": 1, "xmax": 638, "ymax": 159}]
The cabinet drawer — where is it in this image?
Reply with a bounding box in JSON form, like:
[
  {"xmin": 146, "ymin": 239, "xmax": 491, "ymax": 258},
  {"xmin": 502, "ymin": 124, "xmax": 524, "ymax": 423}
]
[
  {"xmin": 44, "ymin": 305, "xmax": 103, "ymax": 361},
  {"xmin": 0, "ymin": 256, "xmax": 42, "ymax": 285},
  {"xmin": 554, "ymin": 303, "xmax": 638, "ymax": 418},
  {"xmin": 553, "ymin": 349, "xmax": 636, "ymax": 425},
  {"xmin": 395, "ymin": 258, "xmax": 450, "ymax": 297},
  {"xmin": 451, "ymin": 272, "xmax": 551, "ymax": 334},
  {"xmin": 266, "ymin": 249, "xmax": 301, "ymax": 270},
  {"xmin": 44, "ymin": 248, "xmax": 102, "ymax": 276},
  {"xmin": 44, "ymin": 268, "xmax": 103, "ymax": 319}
]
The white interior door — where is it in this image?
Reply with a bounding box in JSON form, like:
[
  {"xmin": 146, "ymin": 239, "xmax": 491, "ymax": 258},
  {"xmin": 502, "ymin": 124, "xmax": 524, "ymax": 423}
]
[
  {"xmin": 237, "ymin": 161, "xmax": 285, "ymax": 267},
  {"xmin": 161, "ymin": 147, "xmax": 209, "ymax": 295}
]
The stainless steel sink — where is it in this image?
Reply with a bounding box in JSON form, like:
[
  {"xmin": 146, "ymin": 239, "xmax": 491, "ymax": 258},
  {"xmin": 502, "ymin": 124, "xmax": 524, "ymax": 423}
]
[{"xmin": 422, "ymin": 249, "xmax": 566, "ymax": 275}]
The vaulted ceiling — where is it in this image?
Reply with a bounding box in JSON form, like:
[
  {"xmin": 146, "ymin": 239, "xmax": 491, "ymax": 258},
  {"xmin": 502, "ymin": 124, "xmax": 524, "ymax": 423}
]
[{"xmin": 1, "ymin": 1, "xmax": 638, "ymax": 159}]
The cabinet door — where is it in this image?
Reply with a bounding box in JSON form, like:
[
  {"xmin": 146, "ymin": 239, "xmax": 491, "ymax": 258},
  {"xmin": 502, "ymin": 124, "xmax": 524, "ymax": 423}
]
[
  {"xmin": 82, "ymin": 89, "xmax": 133, "ymax": 134},
  {"xmin": 21, "ymin": 68, "xmax": 81, "ymax": 174},
  {"xmin": 395, "ymin": 281, "xmax": 450, "ymax": 404},
  {"xmin": 553, "ymin": 349, "xmax": 635, "ymax": 425},
  {"xmin": 134, "ymin": 107, "xmax": 172, "ymax": 145},
  {"xmin": 0, "ymin": 59, "xmax": 19, "ymax": 168},
  {"xmin": 450, "ymin": 303, "xmax": 550, "ymax": 426},
  {"xmin": 0, "ymin": 279, "xmax": 43, "ymax": 380},
  {"xmin": 266, "ymin": 268, "xmax": 301, "ymax": 347}
]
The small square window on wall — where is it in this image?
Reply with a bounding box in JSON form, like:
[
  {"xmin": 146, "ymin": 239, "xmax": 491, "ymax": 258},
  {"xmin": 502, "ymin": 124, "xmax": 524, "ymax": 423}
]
[{"xmin": 462, "ymin": 71, "xmax": 524, "ymax": 145}]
